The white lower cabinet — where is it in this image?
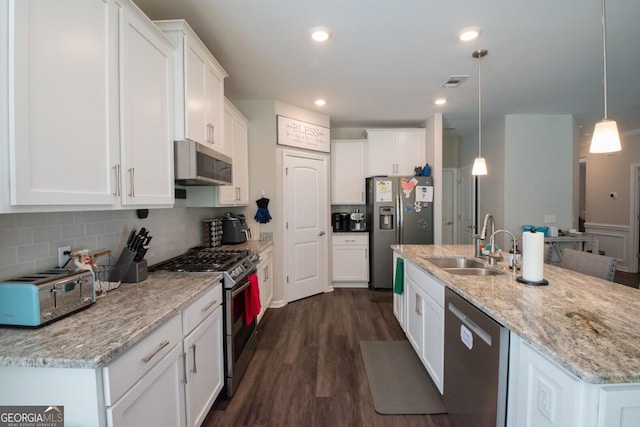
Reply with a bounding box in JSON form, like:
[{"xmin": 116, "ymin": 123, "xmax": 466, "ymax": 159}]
[
  {"xmin": 107, "ymin": 343, "xmax": 186, "ymax": 427},
  {"xmin": 332, "ymin": 234, "xmax": 369, "ymax": 287},
  {"xmin": 257, "ymin": 245, "xmax": 274, "ymax": 323},
  {"xmin": 104, "ymin": 282, "xmax": 224, "ymax": 427},
  {"xmin": 104, "ymin": 314, "xmax": 185, "ymax": 427},
  {"xmin": 183, "ymin": 303, "xmax": 223, "ymax": 426},
  {"xmin": 507, "ymin": 334, "xmax": 640, "ymax": 427},
  {"xmin": 403, "ymin": 260, "xmax": 444, "ymax": 394}
]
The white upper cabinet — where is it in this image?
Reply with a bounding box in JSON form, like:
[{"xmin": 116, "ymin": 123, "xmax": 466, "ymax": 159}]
[
  {"xmin": 2, "ymin": 0, "xmax": 174, "ymax": 211},
  {"xmin": 120, "ymin": 2, "xmax": 174, "ymax": 206},
  {"xmin": 366, "ymin": 129, "xmax": 426, "ymax": 176},
  {"xmin": 6, "ymin": 0, "xmax": 119, "ymax": 207},
  {"xmin": 217, "ymin": 98, "xmax": 249, "ymax": 206},
  {"xmin": 155, "ymin": 20, "xmax": 229, "ymax": 156},
  {"xmin": 331, "ymin": 139, "xmax": 366, "ymax": 205}
]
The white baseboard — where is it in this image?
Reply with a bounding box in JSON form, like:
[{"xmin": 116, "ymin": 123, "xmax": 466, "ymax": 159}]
[{"xmin": 332, "ymin": 281, "xmax": 368, "ymax": 288}]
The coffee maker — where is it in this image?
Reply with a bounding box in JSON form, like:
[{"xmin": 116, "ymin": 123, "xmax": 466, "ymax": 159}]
[
  {"xmin": 332, "ymin": 212, "xmax": 350, "ymax": 232},
  {"xmin": 350, "ymin": 209, "xmax": 366, "ymax": 231}
]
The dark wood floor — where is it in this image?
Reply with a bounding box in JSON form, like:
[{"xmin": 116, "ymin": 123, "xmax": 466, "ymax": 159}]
[
  {"xmin": 204, "ymin": 289, "xmax": 451, "ymax": 427},
  {"xmin": 613, "ymin": 270, "xmax": 640, "ymax": 289}
]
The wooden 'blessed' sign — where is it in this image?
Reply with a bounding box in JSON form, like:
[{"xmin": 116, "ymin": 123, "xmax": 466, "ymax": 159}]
[{"xmin": 277, "ymin": 115, "xmax": 330, "ymax": 153}]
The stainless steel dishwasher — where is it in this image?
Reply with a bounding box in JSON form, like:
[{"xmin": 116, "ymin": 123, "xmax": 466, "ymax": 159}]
[{"xmin": 443, "ymin": 288, "xmax": 509, "ymax": 427}]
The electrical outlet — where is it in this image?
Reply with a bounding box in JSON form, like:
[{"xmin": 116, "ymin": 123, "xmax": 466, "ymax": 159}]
[
  {"xmin": 537, "ymin": 378, "xmax": 555, "ymax": 422},
  {"xmin": 58, "ymin": 246, "xmax": 71, "ymax": 268}
]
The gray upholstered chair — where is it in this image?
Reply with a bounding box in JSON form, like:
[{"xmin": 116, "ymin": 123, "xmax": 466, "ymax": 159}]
[
  {"xmin": 557, "ymin": 248, "xmax": 617, "ymax": 281},
  {"xmin": 544, "ymin": 244, "xmax": 555, "ymax": 264}
]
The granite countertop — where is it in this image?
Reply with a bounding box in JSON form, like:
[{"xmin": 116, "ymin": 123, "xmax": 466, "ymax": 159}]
[
  {"xmin": 0, "ymin": 272, "xmax": 222, "ymax": 369},
  {"xmin": 392, "ymin": 244, "xmax": 640, "ymax": 385},
  {"xmin": 218, "ymin": 239, "xmax": 273, "ymax": 253}
]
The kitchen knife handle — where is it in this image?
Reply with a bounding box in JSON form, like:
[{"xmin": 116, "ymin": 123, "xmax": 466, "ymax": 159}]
[{"xmin": 126, "ymin": 229, "xmax": 136, "ymax": 248}]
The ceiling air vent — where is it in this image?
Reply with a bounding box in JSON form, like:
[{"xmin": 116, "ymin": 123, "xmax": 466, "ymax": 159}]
[{"xmin": 441, "ymin": 75, "xmax": 470, "ymax": 88}]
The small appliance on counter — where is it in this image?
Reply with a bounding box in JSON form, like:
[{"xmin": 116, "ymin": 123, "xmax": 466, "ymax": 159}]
[
  {"xmin": 221, "ymin": 213, "xmax": 251, "ymax": 244},
  {"xmin": 332, "ymin": 212, "xmax": 350, "ymax": 232},
  {"xmin": 0, "ymin": 269, "xmax": 95, "ymax": 327},
  {"xmin": 350, "ymin": 209, "xmax": 366, "ymax": 231}
]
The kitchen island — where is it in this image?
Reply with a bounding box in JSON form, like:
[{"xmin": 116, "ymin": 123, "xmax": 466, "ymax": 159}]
[
  {"xmin": 393, "ymin": 244, "xmax": 640, "ymax": 427},
  {"xmin": 0, "ymin": 272, "xmax": 223, "ymax": 427}
]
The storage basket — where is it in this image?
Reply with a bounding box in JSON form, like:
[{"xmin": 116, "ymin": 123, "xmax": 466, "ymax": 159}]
[{"xmin": 94, "ymin": 257, "xmax": 122, "ymax": 295}]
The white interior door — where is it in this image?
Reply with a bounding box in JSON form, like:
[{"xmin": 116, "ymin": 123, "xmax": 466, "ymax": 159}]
[
  {"xmin": 442, "ymin": 168, "xmax": 456, "ymax": 244},
  {"xmin": 283, "ymin": 150, "xmax": 329, "ymax": 303},
  {"xmin": 457, "ymin": 165, "xmax": 475, "ymax": 244}
]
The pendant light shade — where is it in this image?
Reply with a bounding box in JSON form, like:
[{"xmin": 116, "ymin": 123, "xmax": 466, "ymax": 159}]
[
  {"xmin": 591, "ymin": 120, "xmax": 621, "ymax": 153},
  {"xmin": 589, "ymin": 0, "xmax": 622, "ymax": 154},
  {"xmin": 472, "ymin": 49, "xmax": 488, "ymax": 176},
  {"xmin": 472, "ymin": 157, "xmax": 488, "ymax": 175}
]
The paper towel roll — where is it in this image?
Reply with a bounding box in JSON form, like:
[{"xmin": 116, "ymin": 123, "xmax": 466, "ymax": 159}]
[{"xmin": 522, "ymin": 231, "xmax": 544, "ymax": 282}]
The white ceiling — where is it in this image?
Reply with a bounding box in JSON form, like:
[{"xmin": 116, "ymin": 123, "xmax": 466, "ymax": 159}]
[{"xmin": 132, "ymin": 0, "xmax": 640, "ymax": 138}]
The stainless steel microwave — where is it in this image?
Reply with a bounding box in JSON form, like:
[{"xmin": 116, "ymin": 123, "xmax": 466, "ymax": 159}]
[{"xmin": 174, "ymin": 139, "xmax": 233, "ymax": 185}]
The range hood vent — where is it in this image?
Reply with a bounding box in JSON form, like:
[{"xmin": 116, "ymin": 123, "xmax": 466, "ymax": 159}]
[{"xmin": 441, "ymin": 75, "xmax": 470, "ymax": 88}]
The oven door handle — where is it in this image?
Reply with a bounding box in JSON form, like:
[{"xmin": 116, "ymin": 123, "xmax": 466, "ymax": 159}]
[{"xmin": 231, "ymin": 280, "xmax": 252, "ymax": 298}]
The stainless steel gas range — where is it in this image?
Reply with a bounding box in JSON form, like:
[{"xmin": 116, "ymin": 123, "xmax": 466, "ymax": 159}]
[{"xmin": 150, "ymin": 247, "xmax": 260, "ymax": 398}]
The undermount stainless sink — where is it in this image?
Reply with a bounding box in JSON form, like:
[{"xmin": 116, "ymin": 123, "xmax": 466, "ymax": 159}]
[
  {"xmin": 424, "ymin": 257, "xmax": 505, "ymax": 276},
  {"xmin": 425, "ymin": 257, "xmax": 485, "ymax": 269},
  {"xmin": 443, "ymin": 267, "xmax": 505, "ymax": 276}
]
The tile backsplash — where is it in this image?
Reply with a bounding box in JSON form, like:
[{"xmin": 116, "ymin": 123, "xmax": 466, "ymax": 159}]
[{"xmin": 0, "ymin": 205, "xmax": 245, "ymax": 281}]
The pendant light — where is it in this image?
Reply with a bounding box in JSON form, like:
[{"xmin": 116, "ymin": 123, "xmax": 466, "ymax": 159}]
[
  {"xmin": 590, "ymin": 0, "xmax": 621, "ymax": 153},
  {"xmin": 472, "ymin": 49, "xmax": 488, "ymax": 175}
]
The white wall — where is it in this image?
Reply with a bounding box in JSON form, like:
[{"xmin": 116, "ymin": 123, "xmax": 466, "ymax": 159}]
[
  {"xmin": 460, "ymin": 114, "xmax": 576, "ymax": 249},
  {"xmin": 233, "ymin": 99, "xmax": 329, "ymax": 306},
  {"xmin": 503, "ymin": 115, "xmax": 576, "ymax": 237}
]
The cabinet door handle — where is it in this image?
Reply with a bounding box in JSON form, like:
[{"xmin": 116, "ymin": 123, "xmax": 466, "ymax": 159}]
[
  {"xmin": 415, "ymin": 294, "xmax": 421, "ymax": 316},
  {"xmin": 112, "ymin": 165, "xmax": 121, "ymax": 196},
  {"xmin": 365, "ymin": 248, "xmax": 368, "ymax": 259},
  {"xmin": 181, "ymin": 351, "xmax": 188, "ymax": 384},
  {"xmin": 191, "ymin": 344, "xmax": 197, "ymax": 374},
  {"xmin": 201, "ymin": 300, "xmax": 217, "ymax": 312},
  {"xmin": 236, "ymin": 187, "xmax": 240, "ymax": 200},
  {"xmin": 128, "ymin": 168, "xmax": 135, "ymax": 197},
  {"xmin": 142, "ymin": 340, "xmax": 170, "ymax": 363},
  {"xmin": 265, "ymin": 266, "xmax": 269, "ymax": 281}
]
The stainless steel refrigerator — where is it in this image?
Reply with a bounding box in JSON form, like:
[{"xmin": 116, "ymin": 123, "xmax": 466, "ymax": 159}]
[{"xmin": 366, "ymin": 176, "xmax": 434, "ymax": 289}]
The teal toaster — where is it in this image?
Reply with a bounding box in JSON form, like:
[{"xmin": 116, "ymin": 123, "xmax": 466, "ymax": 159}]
[{"xmin": 0, "ymin": 269, "xmax": 95, "ymax": 327}]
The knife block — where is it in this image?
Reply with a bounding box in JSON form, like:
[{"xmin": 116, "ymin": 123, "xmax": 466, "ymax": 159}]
[{"xmin": 115, "ymin": 247, "xmax": 148, "ymax": 283}]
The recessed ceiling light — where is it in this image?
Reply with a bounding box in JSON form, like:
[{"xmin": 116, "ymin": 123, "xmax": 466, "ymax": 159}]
[
  {"xmin": 434, "ymin": 98, "xmax": 447, "ymax": 106},
  {"xmin": 459, "ymin": 28, "xmax": 480, "ymax": 41},
  {"xmin": 310, "ymin": 27, "xmax": 331, "ymax": 42},
  {"xmin": 315, "ymin": 99, "xmax": 326, "ymax": 106}
]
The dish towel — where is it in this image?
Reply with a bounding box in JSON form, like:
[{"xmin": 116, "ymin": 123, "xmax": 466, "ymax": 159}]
[
  {"xmin": 245, "ymin": 273, "xmax": 261, "ymax": 325},
  {"xmin": 393, "ymin": 257, "xmax": 404, "ymax": 294}
]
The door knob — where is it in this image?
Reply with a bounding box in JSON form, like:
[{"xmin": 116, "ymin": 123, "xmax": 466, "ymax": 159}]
[{"xmin": 318, "ymin": 231, "xmax": 326, "ymax": 236}]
